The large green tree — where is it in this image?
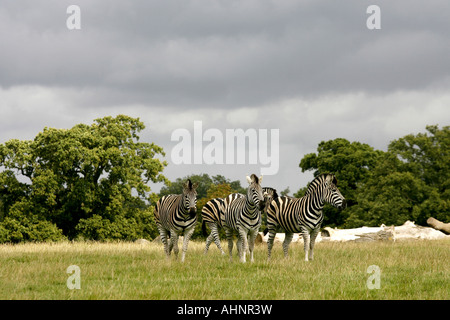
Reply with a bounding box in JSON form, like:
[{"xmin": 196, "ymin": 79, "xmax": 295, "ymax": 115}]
[
  {"xmin": 347, "ymin": 125, "xmax": 450, "ymax": 227},
  {"xmin": 0, "ymin": 115, "xmax": 168, "ymax": 241},
  {"xmin": 298, "ymin": 126, "xmax": 450, "ymax": 228}
]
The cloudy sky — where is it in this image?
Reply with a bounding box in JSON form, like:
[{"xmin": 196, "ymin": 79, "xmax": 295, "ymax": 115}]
[{"xmin": 1, "ymin": 0, "xmax": 450, "ymax": 194}]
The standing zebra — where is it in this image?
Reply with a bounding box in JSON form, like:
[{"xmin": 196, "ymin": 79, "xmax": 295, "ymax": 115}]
[
  {"xmin": 154, "ymin": 179, "xmax": 199, "ymax": 262},
  {"xmin": 266, "ymin": 174, "xmax": 346, "ymax": 261},
  {"xmin": 201, "ymin": 195, "xmax": 244, "ymax": 255},
  {"xmin": 223, "ymin": 174, "xmax": 265, "ymax": 263},
  {"xmin": 202, "ymin": 197, "xmax": 227, "ymax": 255}
]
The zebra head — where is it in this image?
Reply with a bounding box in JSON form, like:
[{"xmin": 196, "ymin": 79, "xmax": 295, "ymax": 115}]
[
  {"xmin": 183, "ymin": 179, "xmax": 199, "ymax": 218},
  {"xmin": 262, "ymin": 187, "xmax": 278, "ymax": 213},
  {"xmin": 246, "ymin": 174, "xmax": 265, "ymax": 211},
  {"xmin": 322, "ymin": 174, "xmax": 346, "ymax": 210}
]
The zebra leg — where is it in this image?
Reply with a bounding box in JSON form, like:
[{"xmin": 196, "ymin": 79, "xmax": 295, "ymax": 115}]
[
  {"xmin": 300, "ymin": 226, "xmax": 311, "ymax": 261},
  {"xmin": 308, "ymin": 227, "xmax": 320, "ymax": 261},
  {"xmin": 203, "ymin": 222, "xmax": 216, "ymax": 255},
  {"xmin": 204, "ymin": 232, "xmax": 214, "ymax": 254},
  {"xmin": 210, "ymin": 222, "xmax": 225, "ymax": 255},
  {"xmin": 282, "ymin": 233, "xmax": 294, "ymax": 258},
  {"xmin": 157, "ymin": 225, "xmax": 171, "ymax": 258},
  {"xmin": 267, "ymin": 229, "xmax": 276, "ymax": 261},
  {"xmin": 181, "ymin": 227, "xmax": 195, "ymax": 263},
  {"xmin": 236, "ymin": 234, "xmax": 242, "ymax": 258},
  {"xmin": 248, "ymin": 230, "xmax": 257, "ymax": 263},
  {"xmin": 224, "ymin": 228, "xmax": 234, "ymax": 262},
  {"xmin": 238, "ymin": 228, "xmax": 249, "ymax": 263},
  {"xmin": 171, "ymin": 231, "xmax": 180, "ymax": 259},
  {"xmin": 168, "ymin": 230, "xmax": 174, "ymax": 255}
]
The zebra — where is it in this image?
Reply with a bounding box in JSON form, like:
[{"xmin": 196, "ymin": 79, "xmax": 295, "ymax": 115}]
[
  {"xmin": 202, "ymin": 197, "xmax": 227, "ymax": 255},
  {"xmin": 222, "ymin": 174, "xmax": 265, "ymax": 263},
  {"xmin": 154, "ymin": 179, "xmax": 199, "ymax": 262},
  {"xmin": 266, "ymin": 173, "xmax": 346, "ymax": 261},
  {"xmin": 201, "ymin": 195, "xmax": 244, "ymax": 255},
  {"xmin": 202, "ymin": 186, "xmax": 277, "ymax": 257}
]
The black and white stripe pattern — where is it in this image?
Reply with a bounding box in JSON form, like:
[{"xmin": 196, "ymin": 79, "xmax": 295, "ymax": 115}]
[
  {"xmin": 202, "ymin": 194, "xmax": 246, "ymax": 255},
  {"xmin": 261, "ymin": 187, "xmax": 278, "ymax": 228},
  {"xmin": 266, "ymin": 174, "xmax": 346, "ymax": 261},
  {"xmin": 201, "ymin": 197, "xmax": 227, "ymax": 255},
  {"xmin": 223, "ymin": 174, "xmax": 265, "ymax": 263},
  {"xmin": 154, "ymin": 179, "xmax": 199, "ymax": 262}
]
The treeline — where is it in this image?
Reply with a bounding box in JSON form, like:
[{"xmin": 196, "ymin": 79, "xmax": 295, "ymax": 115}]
[
  {"xmin": 297, "ymin": 125, "xmax": 449, "ymax": 228},
  {"xmin": 0, "ymin": 115, "xmax": 448, "ymax": 243}
]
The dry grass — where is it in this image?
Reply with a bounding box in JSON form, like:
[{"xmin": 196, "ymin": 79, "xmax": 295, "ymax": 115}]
[{"xmin": 0, "ymin": 239, "xmax": 449, "ymax": 300}]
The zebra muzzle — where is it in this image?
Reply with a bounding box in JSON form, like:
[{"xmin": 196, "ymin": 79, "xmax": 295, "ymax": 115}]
[
  {"xmin": 258, "ymin": 200, "xmax": 266, "ymax": 211},
  {"xmin": 189, "ymin": 207, "xmax": 197, "ymax": 217}
]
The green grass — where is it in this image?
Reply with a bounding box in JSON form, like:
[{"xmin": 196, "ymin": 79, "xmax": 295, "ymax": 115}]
[{"xmin": 0, "ymin": 239, "xmax": 448, "ymax": 299}]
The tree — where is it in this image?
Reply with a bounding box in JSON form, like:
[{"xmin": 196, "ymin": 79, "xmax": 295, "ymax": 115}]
[
  {"xmin": 0, "ymin": 115, "xmax": 168, "ymax": 241},
  {"xmin": 159, "ymin": 173, "xmax": 245, "ymax": 206},
  {"xmin": 159, "ymin": 174, "xmax": 214, "ymax": 201},
  {"xmin": 346, "ymin": 125, "xmax": 450, "ymax": 227}
]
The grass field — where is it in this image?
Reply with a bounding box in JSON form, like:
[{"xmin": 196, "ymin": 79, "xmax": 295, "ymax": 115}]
[{"xmin": 0, "ymin": 239, "xmax": 448, "ymax": 300}]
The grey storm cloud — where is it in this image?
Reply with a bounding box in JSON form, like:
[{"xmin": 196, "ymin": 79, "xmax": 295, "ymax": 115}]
[
  {"xmin": 1, "ymin": 0, "xmax": 450, "ymax": 109},
  {"xmin": 1, "ymin": 0, "xmax": 450, "ymax": 193}
]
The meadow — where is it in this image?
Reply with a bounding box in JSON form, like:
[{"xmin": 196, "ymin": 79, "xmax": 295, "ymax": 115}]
[{"xmin": 0, "ymin": 239, "xmax": 448, "ymax": 300}]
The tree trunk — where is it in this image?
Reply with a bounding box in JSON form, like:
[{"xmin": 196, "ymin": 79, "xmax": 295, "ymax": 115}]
[{"xmin": 427, "ymin": 217, "xmax": 450, "ymax": 235}]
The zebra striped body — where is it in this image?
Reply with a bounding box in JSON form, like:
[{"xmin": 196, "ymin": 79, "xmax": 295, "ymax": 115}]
[
  {"xmin": 202, "ymin": 197, "xmax": 226, "ymax": 254},
  {"xmin": 223, "ymin": 174, "xmax": 265, "ymax": 263},
  {"xmin": 154, "ymin": 179, "xmax": 199, "ymax": 262},
  {"xmin": 266, "ymin": 174, "xmax": 346, "ymax": 261}
]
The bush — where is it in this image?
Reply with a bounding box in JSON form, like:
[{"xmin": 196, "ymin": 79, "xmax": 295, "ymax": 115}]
[
  {"xmin": 0, "ymin": 217, "xmax": 66, "ymax": 243},
  {"xmin": 75, "ymin": 206, "xmax": 159, "ymax": 241}
]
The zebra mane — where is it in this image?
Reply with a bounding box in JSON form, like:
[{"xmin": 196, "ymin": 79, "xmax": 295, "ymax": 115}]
[
  {"xmin": 250, "ymin": 174, "xmax": 259, "ymax": 184},
  {"xmin": 304, "ymin": 173, "xmax": 336, "ymax": 195},
  {"xmin": 262, "ymin": 187, "xmax": 278, "ymax": 199}
]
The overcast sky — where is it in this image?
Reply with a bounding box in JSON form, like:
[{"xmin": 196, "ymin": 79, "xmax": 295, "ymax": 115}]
[{"xmin": 1, "ymin": 0, "xmax": 450, "ymax": 194}]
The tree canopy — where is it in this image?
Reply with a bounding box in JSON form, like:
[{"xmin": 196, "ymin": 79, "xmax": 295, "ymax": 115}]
[
  {"xmin": 297, "ymin": 125, "xmax": 450, "ymax": 228},
  {"xmin": 0, "ymin": 115, "xmax": 167, "ymax": 241}
]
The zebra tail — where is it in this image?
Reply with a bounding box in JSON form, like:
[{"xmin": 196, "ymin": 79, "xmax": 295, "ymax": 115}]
[{"xmin": 263, "ymin": 228, "xmax": 269, "ymax": 236}]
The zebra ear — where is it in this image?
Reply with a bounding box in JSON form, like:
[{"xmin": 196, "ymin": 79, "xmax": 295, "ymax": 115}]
[
  {"xmin": 246, "ymin": 175, "xmax": 252, "ymax": 184},
  {"xmin": 185, "ymin": 179, "xmax": 194, "ymax": 190},
  {"xmin": 325, "ymin": 174, "xmax": 336, "ymax": 185},
  {"xmin": 259, "ymin": 175, "xmax": 263, "ymax": 184},
  {"xmin": 192, "ymin": 182, "xmax": 199, "ymax": 190}
]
